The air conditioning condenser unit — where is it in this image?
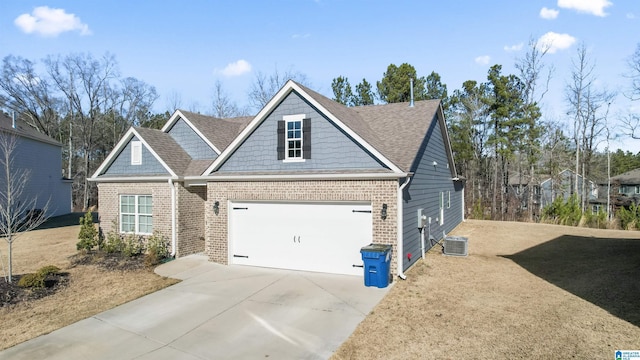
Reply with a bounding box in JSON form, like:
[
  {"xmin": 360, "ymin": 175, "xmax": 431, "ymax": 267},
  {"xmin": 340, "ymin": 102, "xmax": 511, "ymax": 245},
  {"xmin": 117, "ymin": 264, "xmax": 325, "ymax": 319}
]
[{"xmin": 443, "ymin": 236, "xmax": 468, "ymax": 256}]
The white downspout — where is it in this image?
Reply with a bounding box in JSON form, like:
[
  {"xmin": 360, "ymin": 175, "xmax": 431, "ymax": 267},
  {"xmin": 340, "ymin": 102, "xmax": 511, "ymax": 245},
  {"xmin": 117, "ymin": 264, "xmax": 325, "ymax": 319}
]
[
  {"xmin": 397, "ymin": 176, "xmax": 412, "ymax": 280},
  {"xmin": 168, "ymin": 179, "xmax": 177, "ymax": 257}
]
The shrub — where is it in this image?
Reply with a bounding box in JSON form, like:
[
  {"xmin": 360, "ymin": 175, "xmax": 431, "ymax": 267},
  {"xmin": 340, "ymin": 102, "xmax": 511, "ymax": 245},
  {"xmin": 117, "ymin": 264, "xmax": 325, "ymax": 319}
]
[
  {"xmin": 583, "ymin": 208, "xmax": 608, "ymax": 229},
  {"xmin": 122, "ymin": 234, "xmax": 144, "ymax": 257},
  {"xmin": 144, "ymin": 231, "xmax": 170, "ymax": 266},
  {"xmin": 17, "ymin": 273, "xmax": 45, "ymax": 288},
  {"xmin": 17, "ymin": 265, "xmax": 61, "ymax": 288},
  {"xmin": 37, "ymin": 265, "xmax": 60, "ymax": 277},
  {"xmin": 76, "ymin": 211, "xmax": 98, "ymax": 252},
  {"xmin": 541, "ymin": 194, "xmax": 582, "ymax": 226},
  {"xmin": 616, "ymin": 203, "xmax": 640, "ymax": 230},
  {"xmin": 103, "ymin": 230, "xmax": 125, "ymax": 253}
]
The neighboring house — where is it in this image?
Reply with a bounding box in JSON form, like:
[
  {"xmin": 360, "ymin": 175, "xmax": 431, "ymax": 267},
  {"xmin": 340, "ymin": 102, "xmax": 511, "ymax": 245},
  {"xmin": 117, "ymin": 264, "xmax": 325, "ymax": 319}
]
[
  {"xmin": 90, "ymin": 81, "xmax": 464, "ymax": 278},
  {"xmin": 0, "ymin": 112, "xmax": 72, "ymax": 217},
  {"xmin": 590, "ymin": 168, "xmax": 640, "ymax": 213},
  {"xmin": 509, "ymin": 169, "xmax": 596, "ymax": 215},
  {"xmin": 539, "ymin": 169, "xmax": 596, "ymax": 208}
]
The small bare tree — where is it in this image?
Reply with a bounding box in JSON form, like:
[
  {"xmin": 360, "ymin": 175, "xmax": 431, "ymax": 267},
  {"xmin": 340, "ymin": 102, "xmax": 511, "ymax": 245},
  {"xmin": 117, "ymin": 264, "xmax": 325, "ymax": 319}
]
[{"xmin": 0, "ymin": 130, "xmax": 49, "ymax": 283}]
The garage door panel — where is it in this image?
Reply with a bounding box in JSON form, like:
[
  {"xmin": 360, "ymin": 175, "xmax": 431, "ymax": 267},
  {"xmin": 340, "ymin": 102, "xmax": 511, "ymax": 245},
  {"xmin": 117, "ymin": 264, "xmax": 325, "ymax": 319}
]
[{"xmin": 230, "ymin": 201, "xmax": 372, "ymax": 275}]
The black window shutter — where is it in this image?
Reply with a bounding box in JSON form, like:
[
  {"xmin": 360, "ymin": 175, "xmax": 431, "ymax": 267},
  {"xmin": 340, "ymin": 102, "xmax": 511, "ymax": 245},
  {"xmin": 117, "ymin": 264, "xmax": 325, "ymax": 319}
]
[
  {"xmin": 302, "ymin": 118, "xmax": 311, "ymax": 159},
  {"xmin": 277, "ymin": 120, "xmax": 285, "ymax": 160}
]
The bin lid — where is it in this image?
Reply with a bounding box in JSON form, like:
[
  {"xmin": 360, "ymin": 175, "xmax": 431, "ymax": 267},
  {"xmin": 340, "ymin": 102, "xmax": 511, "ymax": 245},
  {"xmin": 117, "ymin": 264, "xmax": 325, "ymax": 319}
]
[{"xmin": 360, "ymin": 243, "xmax": 392, "ymax": 253}]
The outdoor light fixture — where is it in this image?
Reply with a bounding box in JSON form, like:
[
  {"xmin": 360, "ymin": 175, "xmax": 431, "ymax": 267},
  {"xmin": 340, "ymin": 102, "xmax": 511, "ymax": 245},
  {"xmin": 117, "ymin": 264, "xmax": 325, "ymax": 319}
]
[
  {"xmin": 381, "ymin": 203, "xmax": 388, "ymax": 220},
  {"xmin": 432, "ymin": 160, "xmax": 438, "ymax": 166},
  {"xmin": 213, "ymin": 201, "xmax": 220, "ymax": 215}
]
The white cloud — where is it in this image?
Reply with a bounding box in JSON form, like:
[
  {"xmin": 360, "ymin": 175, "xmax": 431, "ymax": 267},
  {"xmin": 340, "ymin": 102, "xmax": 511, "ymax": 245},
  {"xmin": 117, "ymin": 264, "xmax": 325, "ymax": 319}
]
[
  {"xmin": 220, "ymin": 60, "xmax": 252, "ymax": 77},
  {"xmin": 504, "ymin": 43, "xmax": 524, "ymax": 52},
  {"xmin": 557, "ymin": 0, "xmax": 612, "ymax": 17},
  {"xmin": 627, "ymin": 13, "xmax": 636, "ymax": 20},
  {"xmin": 540, "ymin": 7, "xmax": 560, "ymax": 19},
  {"xmin": 14, "ymin": 6, "xmax": 91, "ymax": 37},
  {"xmin": 475, "ymin": 55, "xmax": 491, "ymax": 66},
  {"xmin": 537, "ymin": 31, "xmax": 576, "ymax": 54}
]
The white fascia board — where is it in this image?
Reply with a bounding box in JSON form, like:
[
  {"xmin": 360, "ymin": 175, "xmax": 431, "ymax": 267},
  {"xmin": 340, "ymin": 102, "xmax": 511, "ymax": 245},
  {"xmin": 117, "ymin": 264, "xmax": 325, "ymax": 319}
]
[
  {"xmin": 203, "ymin": 80, "xmax": 404, "ymax": 176},
  {"xmin": 163, "ymin": 110, "xmax": 222, "ymax": 154},
  {"xmin": 88, "ymin": 176, "xmax": 175, "ymax": 183},
  {"xmin": 437, "ymin": 103, "xmax": 458, "ymax": 178},
  {"xmin": 186, "ymin": 171, "xmax": 408, "ymax": 182},
  {"xmin": 90, "ymin": 127, "xmax": 178, "ymax": 179}
]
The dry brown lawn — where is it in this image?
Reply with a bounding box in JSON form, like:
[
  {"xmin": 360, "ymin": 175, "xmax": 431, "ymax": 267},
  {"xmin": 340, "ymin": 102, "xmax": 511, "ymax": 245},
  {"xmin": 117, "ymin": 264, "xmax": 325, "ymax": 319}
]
[
  {"xmin": 0, "ymin": 219, "xmax": 178, "ymax": 350},
  {"xmin": 333, "ymin": 220, "xmax": 640, "ymax": 360}
]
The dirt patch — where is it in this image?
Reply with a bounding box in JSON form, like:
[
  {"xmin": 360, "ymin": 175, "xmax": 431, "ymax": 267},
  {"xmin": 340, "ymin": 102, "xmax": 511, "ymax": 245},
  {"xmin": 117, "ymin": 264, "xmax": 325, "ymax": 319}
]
[
  {"xmin": 0, "ymin": 223, "xmax": 179, "ymax": 351},
  {"xmin": 332, "ymin": 220, "xmax": 640, "ymax": 360}
]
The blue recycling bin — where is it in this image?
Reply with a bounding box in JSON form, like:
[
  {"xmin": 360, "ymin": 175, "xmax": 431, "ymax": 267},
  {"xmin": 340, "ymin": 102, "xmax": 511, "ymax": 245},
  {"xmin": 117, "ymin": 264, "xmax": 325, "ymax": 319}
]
[{"xmin": 360, "ymin": 244, "xmax": 392, "ymax": 288}]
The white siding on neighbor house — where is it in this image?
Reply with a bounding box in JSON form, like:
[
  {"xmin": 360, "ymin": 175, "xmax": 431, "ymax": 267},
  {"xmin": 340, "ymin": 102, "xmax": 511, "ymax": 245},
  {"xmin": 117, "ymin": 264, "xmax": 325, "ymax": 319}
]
[
  {"xmin": 218, "ymin": 91, "xmax": 385, "ymax": 172},
  {"xmin": 0, "ymin": 135, "xmax": 71, "ymax": 217}
]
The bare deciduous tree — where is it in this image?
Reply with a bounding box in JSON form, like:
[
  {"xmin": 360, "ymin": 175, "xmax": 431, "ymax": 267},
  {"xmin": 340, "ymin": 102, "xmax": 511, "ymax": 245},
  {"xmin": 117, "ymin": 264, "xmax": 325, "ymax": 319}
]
[
  {"xmin": 211, "ymin": 80, "xmax": 248, "ymax": 118},
  {"xmin": 248, "ymin": 66, "xmax": 310, "ymax": 111},
  {"xmin": 0, "ymin": 130, "xmax": 49, "ymax": 283}
]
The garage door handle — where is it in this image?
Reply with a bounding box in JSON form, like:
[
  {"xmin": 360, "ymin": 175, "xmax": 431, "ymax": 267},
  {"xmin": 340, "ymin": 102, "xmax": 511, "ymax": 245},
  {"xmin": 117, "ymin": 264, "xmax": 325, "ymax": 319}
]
[
  {"xmin": 352, "ymin": 210, "xmax": 372, "ymax": 213},
  {"xmin": 233, "ymin": 207, "xmax": 248, "ymax": 210},
  {"xmin": 352, "ymin": 264, "xmax": 364, "ymax": 268},
  {"xmin": 293, "ymin": 236, "xmax": 300, "ymax": 243},
  {"xmin": 233, "ymin": 255, "xmax": 249, "ymax": 258}
]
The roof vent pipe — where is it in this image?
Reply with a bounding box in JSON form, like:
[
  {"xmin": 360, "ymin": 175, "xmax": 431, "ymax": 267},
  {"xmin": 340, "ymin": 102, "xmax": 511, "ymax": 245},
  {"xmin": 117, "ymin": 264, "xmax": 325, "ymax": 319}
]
[
  {"xmin": 409, "ymin": 78, "xmax": 414, "ymax": 107},
  {"xmin": 12, "ymin": 111, "xmax": 16, "ymax": 128}
]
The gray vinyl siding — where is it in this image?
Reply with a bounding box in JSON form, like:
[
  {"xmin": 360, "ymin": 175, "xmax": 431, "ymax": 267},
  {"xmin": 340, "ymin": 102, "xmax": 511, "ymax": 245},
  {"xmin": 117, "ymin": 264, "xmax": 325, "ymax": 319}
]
[
  {"xmin": 401, "ymin": 114, "xmax": 464, "ymax": 270},
  {"xmin": 0, "ymin": 136, "xmax": 71, "ymax": 217},
  {"xmin": 103, "ymin": 136, "xmax": 168, "ymax": 175},
  {"xmin": 218, "ymin": 91, "xmax": 385, "ymax": 172},
  {"xmin": 167, "ymin": 118, "xmax": 217, "ymax": 160}
]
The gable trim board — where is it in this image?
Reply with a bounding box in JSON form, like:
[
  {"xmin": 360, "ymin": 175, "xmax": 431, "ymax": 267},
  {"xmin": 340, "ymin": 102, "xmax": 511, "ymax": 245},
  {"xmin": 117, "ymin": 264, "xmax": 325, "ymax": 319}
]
[
  {"xmin": 91, "ymin": 127, "xmax": 178, "ymax": 179},
  {"xmin": 162, "ymin": 110, "xmax": 222, "ymax": 155},
  {"xmin": 203, "ymin": 80, "xmax": 404, "ymax": 176}
]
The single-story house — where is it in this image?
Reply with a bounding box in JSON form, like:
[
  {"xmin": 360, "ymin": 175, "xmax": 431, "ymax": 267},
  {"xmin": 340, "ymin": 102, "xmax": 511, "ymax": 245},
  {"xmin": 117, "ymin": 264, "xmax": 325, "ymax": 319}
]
[
  {"xmin": 0, "ymin": 111, "xmax": 72, "ymax": 217},
  {"xmin": 90, "ymin": 80, "xmax": 464, "ymax": 278}
]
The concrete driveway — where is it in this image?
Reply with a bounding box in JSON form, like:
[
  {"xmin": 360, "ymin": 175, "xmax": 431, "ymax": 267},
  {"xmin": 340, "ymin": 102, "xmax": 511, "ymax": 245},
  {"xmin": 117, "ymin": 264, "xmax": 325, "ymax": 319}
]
[{"xmin": 0, "ymin": 255, "xmax": 390, "ymax": 360}]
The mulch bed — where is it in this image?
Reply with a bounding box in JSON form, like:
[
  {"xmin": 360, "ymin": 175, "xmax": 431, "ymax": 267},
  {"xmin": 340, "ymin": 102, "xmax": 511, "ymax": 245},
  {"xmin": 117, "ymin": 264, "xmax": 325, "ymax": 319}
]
[
  {"xmin": 1, "ymin": 252, "xmax": 152, "ymax": 308},
  {"xmin": 0, "ymin": 273, "xmax": 69, "ymax": 307}
]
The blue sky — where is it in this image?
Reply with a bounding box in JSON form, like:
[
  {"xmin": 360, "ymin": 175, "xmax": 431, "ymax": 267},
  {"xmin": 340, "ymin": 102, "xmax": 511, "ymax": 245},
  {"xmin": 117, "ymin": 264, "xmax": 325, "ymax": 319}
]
[{"xmin": 1, "ymin": 0, "xmax": 639, "ymax": 150}]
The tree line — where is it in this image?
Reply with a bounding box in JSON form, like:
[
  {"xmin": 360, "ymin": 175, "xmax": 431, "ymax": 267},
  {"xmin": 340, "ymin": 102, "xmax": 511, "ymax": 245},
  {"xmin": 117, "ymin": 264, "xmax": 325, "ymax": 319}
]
[
  {"xmin": 1, "ymin": 40, "xmax": 639, "ymax": 218},
  {"xmin": 331, "ymin": 40, "xmax": 640, "ymax": 222}
]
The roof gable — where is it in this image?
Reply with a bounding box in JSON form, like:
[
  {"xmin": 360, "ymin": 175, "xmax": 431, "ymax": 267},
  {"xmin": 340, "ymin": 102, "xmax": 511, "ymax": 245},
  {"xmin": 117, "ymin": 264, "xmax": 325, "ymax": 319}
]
[
  {"xmin": 203, "ymin": 81, "xmax": 405, "ymax": 176},
  {"xmin": 91, "ymin": 127, "xmax": 185, "ymax": 178}
]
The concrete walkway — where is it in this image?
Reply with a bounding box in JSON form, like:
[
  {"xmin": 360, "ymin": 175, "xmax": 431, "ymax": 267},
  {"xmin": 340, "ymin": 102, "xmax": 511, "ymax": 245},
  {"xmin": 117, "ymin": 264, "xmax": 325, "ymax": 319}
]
[{"xmin": 0, "ymin": 255, "xmax": 390, "ymax": 360}]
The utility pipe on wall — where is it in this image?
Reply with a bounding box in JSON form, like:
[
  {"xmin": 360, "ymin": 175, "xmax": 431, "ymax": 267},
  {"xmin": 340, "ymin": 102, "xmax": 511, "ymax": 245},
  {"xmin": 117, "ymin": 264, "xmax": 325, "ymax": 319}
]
[
  {"xmin": 168, "ymin": 179, "xmax": 177, "ymax": 257},
  {"xmin": 397, "ymin": 176, "xmax": 412, "ymax": 280}
]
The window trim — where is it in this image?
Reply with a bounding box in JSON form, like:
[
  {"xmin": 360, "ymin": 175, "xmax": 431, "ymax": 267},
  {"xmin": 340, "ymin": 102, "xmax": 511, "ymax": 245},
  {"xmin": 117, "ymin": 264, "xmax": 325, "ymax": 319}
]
[
  {"xmin": 119, "ymin": 194, "xmax": 153, "ymax": 235},
  {"xmin": 283, "ymin": 114, "xmax": 306, "ymax": 162}
]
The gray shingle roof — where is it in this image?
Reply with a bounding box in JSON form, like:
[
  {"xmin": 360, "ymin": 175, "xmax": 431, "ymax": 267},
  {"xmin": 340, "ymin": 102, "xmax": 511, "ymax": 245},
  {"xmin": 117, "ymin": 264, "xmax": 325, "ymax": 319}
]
[
  {"xmin": 177, "ymin": 110, "xmax": 252, "ymax": 152},
  {"xmin": 134, "ymin": 127, "xmax": 192, "ymax": 176},
  {"xmin": 0, "ymin": 112, "xmax": 61, "ymax": 146},
  {"xmin": 612, "ymin": 168, "xmax": 640, "ymax": 184},
  {"xmin": 296, "ymin": 82, "xmax": 442, "ymax": 172}
]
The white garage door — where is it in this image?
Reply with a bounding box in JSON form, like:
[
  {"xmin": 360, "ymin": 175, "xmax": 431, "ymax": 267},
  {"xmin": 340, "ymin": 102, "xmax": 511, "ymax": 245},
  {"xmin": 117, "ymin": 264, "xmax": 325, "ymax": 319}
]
[{"xmin": 229, "ymin": 201, "xmax": 372, "ymax": 276}]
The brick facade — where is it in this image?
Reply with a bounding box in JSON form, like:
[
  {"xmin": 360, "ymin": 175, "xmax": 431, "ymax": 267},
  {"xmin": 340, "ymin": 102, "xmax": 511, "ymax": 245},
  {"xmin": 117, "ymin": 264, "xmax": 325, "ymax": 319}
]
[
  {"xmin": 97, "ymin": 182, "xmax": 206, "ymax": 257},
  {"xmin": 205, "ymin": 179, "xmax": 399, "ymax": 275},
  {"xmin": 175, "ymin": 184, "xmax": 206, "ymax": 256}
]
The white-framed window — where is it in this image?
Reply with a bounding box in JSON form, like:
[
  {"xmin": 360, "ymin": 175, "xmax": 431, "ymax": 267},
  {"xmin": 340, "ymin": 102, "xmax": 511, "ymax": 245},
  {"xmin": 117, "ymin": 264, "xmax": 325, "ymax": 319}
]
[
  {"xmin": 120, "ymin": 195, "xmax": 152, "ymax": 234},
  {"xmin": 283, "ymin": 114, "xmax": 305, "ymax": 161},
  {"xmin": 131, "ymin": 141, "xmax": 142, "ymax": 165}
]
